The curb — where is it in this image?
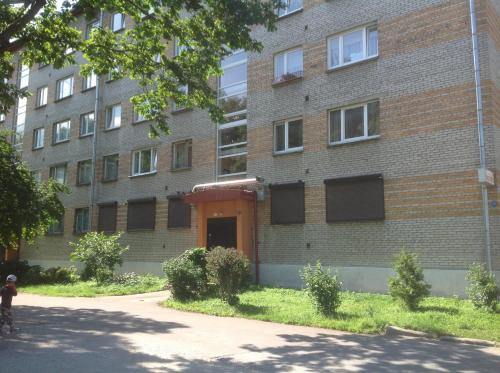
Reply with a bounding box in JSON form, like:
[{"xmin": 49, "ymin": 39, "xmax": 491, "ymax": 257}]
[{"xmin": 385, "ymin": 326, "xmax": 497, "ymax": 347}]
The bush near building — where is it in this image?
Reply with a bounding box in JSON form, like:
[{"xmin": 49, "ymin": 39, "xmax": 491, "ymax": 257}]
[
  {"xmin": 301, "ymin": 261, "xmax": 342, "ymax": 316},
  {"xmin": 466, "ymin": 263, "xmax": 499, "ymax": 313}
]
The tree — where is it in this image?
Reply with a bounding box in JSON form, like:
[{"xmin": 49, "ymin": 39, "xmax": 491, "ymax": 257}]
[
  {"xmin": 0, "ymin": 131, "xmax": 67, "ymax": 249},
  {"xmin": 1, "ymin": 0, "xmax": 280, "ymax": 136}
]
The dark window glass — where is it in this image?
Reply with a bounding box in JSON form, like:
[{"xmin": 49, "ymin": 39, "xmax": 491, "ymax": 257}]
[
  {"xmin": 167, "ymin": 197, "xmax": 191, "ymax": 228},
  {"xmin": 325, "ymin": 174, "xmax": 384, "ymax": 222},
  {"xmin": 344, "ymin": 106, "xmax": 364, "ymax": 139},
  {"xmin": 98, "ymin": 203, "xmax": 117, "ymax": 233},
  {"xmin": 127, "ymin": 198, "xmax": 156, "ymax": 231},
  {"xmin": 270, "ymin": 182, "xmax": 305, "ymax": 225}
]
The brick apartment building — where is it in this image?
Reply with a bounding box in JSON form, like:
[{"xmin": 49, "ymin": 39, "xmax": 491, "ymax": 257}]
[{"xmin": 1, "ymin": 0, "xmax": 499, "ymax": 295}]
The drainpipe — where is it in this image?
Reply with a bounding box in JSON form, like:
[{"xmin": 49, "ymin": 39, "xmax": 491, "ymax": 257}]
[
  {"xmin": 253, "ymin": 191, "xmax": 259, "ymax": 284},
  {"xmin": 89, "ymin": 10, "xmax": 104, "ymax": 230},
  {"xmin": 469, "ymin": 0, "xmax": 492, "ymax": 272}
]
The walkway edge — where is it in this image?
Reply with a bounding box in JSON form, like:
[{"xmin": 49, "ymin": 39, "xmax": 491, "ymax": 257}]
[{"xmin": 385, "ymin": 326, "xmax": 497, "ymax": 347}]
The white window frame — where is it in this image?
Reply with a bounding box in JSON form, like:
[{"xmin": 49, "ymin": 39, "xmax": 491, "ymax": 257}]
[
  {"xmin": 56, "ymin": 76, "xmax": 73, "ymax": 100},
  {"xmin": 328, "ymin": 101, "xmax": 380, "ymax": 145},
  {"xmin": 111, "ymin": 13, "xmax": 125, "ymax": 32},
  {"xmin": 86, "ymin": 19, "xmax": 100, "ymax": 39},
  {"xmin": 0, "ymin": 113, "xmax": 5, "ymax": 122},
  {"xmin": 19, "ymin": 63, "xmax": 29, "ymax": 89},
  {"xmin": 83, "ymin": 72, "xmax": 97, "ymax": 90},
  {"xmin": 14, "ymin": 96, "xmax": 27, "ymax": 147},
  {"xmin": 75, "ymin": 208, "xmax": 90, "ymax": 234},
  {"xmin": 33, "ymin": 127, "xmax": 44, "ymax": 149},
  {"xmin": 274, "ymin": 118, "xmax": 303, "ymax": 154},
  {"xmin": 103, "ymin": 154, "xmax": 119, "ymax": 181},
  {"xmin": 172, "ymin": 139, "xmax": 192, "ymax": 170},
  {"xmin": 77, "ymin": 160, "xmax": 92, "ymax": 185},
  {"xmin": 36, "ymin": 86, "xmax": 48, "ymax": 107},
  {"xmin": 327, "ymin": 25, "xmax": 378, "ymax": 70},
  {"xmin": 133, "ymin": 110, "xmax": 146, "ymax": 123},
  {"xmin": 105, "ymin": 104, "xmax": 121, "ymax": 129},
  {"xmin": 131, "ymin": 148, "xmax": 157, "ymax": 176},
  {"xmin": 80, "ymin": 112, "xmax": 95, "ymax": 136},
  {"xmin": 274, "ymin": 48, "xmax": 303, "ymax": 82},
  {"xmin": 173, "ymin": 84, "xmax": 189, "ymax": 111},
  {"xmin": 53, "ymin": 120, "xmax": 71, "ymax": 143},
  {"xmin": 276, "ymin": 0, "xmax": 303, "ymax": 18},
  {"xmin": 49, "ymin": 164, "xmax": 67, "ymax": 184}
]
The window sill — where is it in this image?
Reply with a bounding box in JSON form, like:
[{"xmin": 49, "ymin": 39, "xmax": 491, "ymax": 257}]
[
  {"xmin": 327, "ymin": 55, "xmax": 379, "ymax": 74},
  {"xmin": 73, "ymin": 231, "xmax": 90, "ymax": 236},
  {"xmin": 35, "ymin": 104, "xmax": 47, "ymax": 110},
  {"xmin": 32, "ymin": 146, "xmax": 44, "ymax": 151},
  {"xmin": 104, "ymin": 126, "xmax": 121, "ymax": 132},
  {"xmin": 76, "ymin": 182, "xmax": 91, "ymax": 187},
  {"xmin": 47, "ymin": 232, "xmax": 64, "ymax": 236},
  {"xmin": 127, "ymin": 228, "xmax": 155, "ymax": 232},
  {"xmin": 81, "ymin": 87, "xmax": 96, "ymax": 93},
  {"xmin": 328, "ymin": 135, "xmax": 380, "ymax": 147},
  {"xmin": 54, "ymin": 95, "xmax": 72, "ymax": 103},
  {"xmin": 274, "ymin": 147, "xmax": 304, "ymax": 156},
  {"xmin": 272, "ymin": 74, "xmax": 303, "ymax": 87},
  {"xmin": 129, "ymin": 171, "xmax": 157, "ymax": 179},
  {"xmin": 277, "ymin": 8, "xmax": 303, "ymax": 20},
  {"xmin": 79, "ymin": 133, "xmax": 94, "ymax": 139},
  {"xmin": 167, "ymin": 225, "xmax": 191, "ymax": 230},
  {"xmin": 52, "ymin": 139, "xmax": 70, "ymax": 146},
  {"xmin": 102, "ymin": 178, "xmax": 118, "ymax": 183},
  {"xmin": 171, "ymin": 166, "xmax": 192, "ymax": 173},
  {"xmin": 132, "ymin": 119, "xmax": 149, "ymax": 125},
  {"xmin": 171, "ymin": 107, "xmax": 192, "ymax": 115}
]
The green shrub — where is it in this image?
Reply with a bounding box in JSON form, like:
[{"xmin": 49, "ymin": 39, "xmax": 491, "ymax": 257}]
[
  {"xmin": 163, "ymin": 255, "xmax": 206, "ymax": 301},
  {"xmin": 466, "ymin": 263, "xmax": 499, "ymax": 312},
  {"xmin": 206, "ymin": 246, "xmax": 250, "ymax": 305},
  {"xmin": 69, "ymin": 232, "xmax": 128, "ymax": 285},
  {"xmin": 22, "ymin": 265, "xmax": 79, "ymax": 285},
  {"xmin": 389, "ymin": 250, "xmax": 431, "ymax": 310},
  {"xmin": 113, "ymin": 272, "xmax": 142, "ymax": 286},
  {"xmin": 0, "ymin": 260, "xmax": 31, "ymax": 283},
  {"xmin": 183, "ymin": 247, "xmax": 208, "ymax": 277},
  {"xmin": 301, "ymin": 261, "xmax": 342, "ymax": 316}
]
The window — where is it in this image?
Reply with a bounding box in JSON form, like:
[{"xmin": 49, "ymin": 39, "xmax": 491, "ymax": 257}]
[
  {"xmin": 80, "ymin": 112, "xmax": 95, "ymax": 137},
  {"xmin": 98, "ymin": 202, "xmax": 117, "ymax": 233},
  {"xmin": 274, "ymin": 118, "xmax": 303, "ymax": 154},
  {"xmin": 0, "ymin": 113, "xmax": 4, "ymax": 122},
  {"xmin": 270, "ymin": 182, "xmax": 305, "ymax": 225},
  {"xmin": 111, "ymin": 13, "xmax": 125, "ymax": 32},
  {"xmin": 218, "ymin": 50, "xmax": 247, "ymax": 178},
  {"xmin": 77, "ymin": 160, "xmax": 92, "ymax": 185},
  {"xmin": 127, "ymin": 198, "xmax": 156, "ymax": 231},
  {"xmin": 325, "ymin": 174, "xmax": 384, "ymax": 222},
  {"xmin": 103, "ymin": 154, "xmax": 119, "ymax": 181},
  {"xmin": 274, "ymin": 48, "xmax": 303, "ymax": 83},
  {"xmin": 173, "ymin": 84, "xmax": 188, "ymax": 111},
  {"xmin": 74, "ymin": 208, "xmax": 90, "ymax": 234},
  {"xmin": 133, "ymin": 110, "xmax": 146, "ymax": 123},
  {"xmin": 31, "ymin": 170, "xmax": 42, "ymax": 184},
  {"xmin": 131, "ymin": 148, "xmax": 157, "ymax": 176},
  {"xmin": 49, "ymin": 164, "xmax": 67, "ymax": 184},
  {"xmin": 56, "ymin": 76, "xmax": 73, "ymax": 100},
  {"xmin": 53, "ymin": 120, "xmax": 70, "ymax": 143},
  {"xmin": 14, "ymin": 97, "xmax": 27, "ymax": 147},
  {"xmin": 328, "ymin": 25, "xmax": 378, "ymax": 69},
  {"xmin": 172, "ymin": 140, "xmax": 192, "ymax": 170},
  {"xmin": 105, "ymin": 104, "xmax": 121, "ymax": 129},
  {"xmin": 36, "ymin": 86, "xmax": 48, "ymax": 107},
  {"xmin": 276, "ymin": 0, "xmax": 303, "ymax": 17},
  {"xmin": 107, "ymin": 67, "xmax": 121, "ymax": 81},
  {"xmin": 33, "ymin": 128, "xmax": 44, "ymax": 149},
  {"xmin": 19, "ymin": 63, "xmax": 29, "ymax": 89},
  {"xmin": 83, "ymin": 72, "xmax": 97, "ymax": 90},
  {"xmin": 174, "ymin": 38, "xmax": 188, "ymax": 56},
  {"xmin": 167, "ymin": 196, "xmax": 191, "ymax": 228},
  {"xmin": 48, "ymin": 216, "xmax": 64, "ymax": 235},
  {"xmin": 329, "ymin": 101, "xmax": 379, "ymax": 144},
  {"xmin": 86, "ymin": 19, "xmax": 100, "ymax": 39}
]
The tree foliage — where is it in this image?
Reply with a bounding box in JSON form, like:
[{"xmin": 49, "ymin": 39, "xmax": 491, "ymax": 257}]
[
  {"xmin": 1, "ymin": 0, "xmax": 280, "ymax": 136},
  {"xmin": 0, "ymin": 130, "xmax": 67, "ymax": 248}
]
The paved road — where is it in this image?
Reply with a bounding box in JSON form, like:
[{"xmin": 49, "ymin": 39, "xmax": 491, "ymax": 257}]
[{"xmin": 1, "ymin": 291, "xmax": 499, "ymax": 372}]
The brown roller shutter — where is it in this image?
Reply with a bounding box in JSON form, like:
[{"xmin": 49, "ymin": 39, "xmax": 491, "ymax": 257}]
[
  {"xmin": 270, "ymin": 181, "xmax": 305, "ymax": 225},
  {"xmin": 98, "ymin": 202, "xmax": 117, "ymax": 233},
  {"xmin": 325, "ymin": 174, "xmax": 384, "ymax": 222},
  {"xmin": 127, "ymin": 198, "xmax": 156, "ymax": 231},
  {"xmin": 167, "ymin": 196, "xmax": 191, "ymax": 228}
]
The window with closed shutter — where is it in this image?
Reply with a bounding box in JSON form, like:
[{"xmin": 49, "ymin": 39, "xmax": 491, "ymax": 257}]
[
  {"xmin": 98, "ymin": 202, "xmax": 117, "ymax": 233},
  {"xmin": 127, "ymin": 198, "xmax": 156, "ymax": 231},
  {"xmin": 270, "ymin": 182, "xmax": 305, "ymax": 225},
  {"xmin": 325, "ymin": 174, "xmax": 384, "ymax": 222},
  {"xmin": 167, "ymin": 197, "xmax": 191, "ymax": 228}
]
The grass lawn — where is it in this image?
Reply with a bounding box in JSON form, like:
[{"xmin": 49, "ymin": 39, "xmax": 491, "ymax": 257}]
[
  {"xmin": 20, "ymin": 277, "xmax": 166, "ymax": 297},
  {"xmin": 163, "ymin": 287, "xmax": 500, "ymax": 342}
]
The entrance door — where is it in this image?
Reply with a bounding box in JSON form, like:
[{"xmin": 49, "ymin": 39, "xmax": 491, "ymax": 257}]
[{"xmin": 206, "ymin": 217, "xmax": 237, "ymax": 249}]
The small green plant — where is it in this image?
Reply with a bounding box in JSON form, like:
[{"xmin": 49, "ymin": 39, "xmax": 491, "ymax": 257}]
[
  {"xmin": 389, "ymin": 250, "xmax": 431, "ymax": 310},
  {"xmin": 69, "ymin": 232, "xmax": 128, "ymax": 285},
  {"xmin": 466, "ymin": 263, "xmax": 499, "ymax": 312},
  {"xmin": 301, "ymin": 261, "xmax": 342, "ymax": 316},
  {"xmin": 206, "ymin": 246, "xmax": 250, "ymax": 305}
]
